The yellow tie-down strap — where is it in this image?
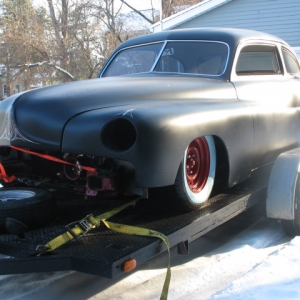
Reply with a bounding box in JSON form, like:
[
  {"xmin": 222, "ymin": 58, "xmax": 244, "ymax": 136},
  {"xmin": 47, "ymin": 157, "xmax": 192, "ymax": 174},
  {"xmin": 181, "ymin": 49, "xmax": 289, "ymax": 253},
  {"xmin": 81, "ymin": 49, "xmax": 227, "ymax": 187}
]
[{"xmin": 36, "ymin": 197, "xmax": 171, "ymax": 300}]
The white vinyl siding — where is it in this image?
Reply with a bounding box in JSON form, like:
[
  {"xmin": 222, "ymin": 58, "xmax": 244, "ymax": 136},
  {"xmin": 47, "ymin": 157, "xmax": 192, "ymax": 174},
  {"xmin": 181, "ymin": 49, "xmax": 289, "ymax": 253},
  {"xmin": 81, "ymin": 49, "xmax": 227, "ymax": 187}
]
[
  {"xmin": 293, "ymin": 47, "xmax": 300, "ymax": 59},
  {"xmin": 175, "ymin": 0, "xmax": 300, "ymax": 48}
]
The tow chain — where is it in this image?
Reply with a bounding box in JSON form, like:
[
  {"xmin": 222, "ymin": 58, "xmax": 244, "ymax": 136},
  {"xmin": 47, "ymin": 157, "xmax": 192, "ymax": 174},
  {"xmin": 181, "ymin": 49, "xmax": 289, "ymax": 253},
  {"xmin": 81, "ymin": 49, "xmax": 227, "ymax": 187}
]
[{"xmin": 36, "ymin": 197, "xmax": 171, "ymax": 300}]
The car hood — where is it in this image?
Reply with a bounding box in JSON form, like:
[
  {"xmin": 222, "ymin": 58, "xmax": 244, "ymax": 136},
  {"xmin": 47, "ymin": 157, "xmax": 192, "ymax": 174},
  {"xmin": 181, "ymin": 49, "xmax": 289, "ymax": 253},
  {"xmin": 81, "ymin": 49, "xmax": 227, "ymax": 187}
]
[{"xmin": 0, "ymin": 74, "xmax": 235, "ymax": 150}]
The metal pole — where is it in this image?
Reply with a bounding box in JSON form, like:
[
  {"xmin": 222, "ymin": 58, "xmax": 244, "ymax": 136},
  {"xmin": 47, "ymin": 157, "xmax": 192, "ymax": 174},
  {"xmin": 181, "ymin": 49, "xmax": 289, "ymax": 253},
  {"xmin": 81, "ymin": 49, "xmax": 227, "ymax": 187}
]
[{"xmin": 160, "ymin": 0, "xmax": 163, "ymax": 31}]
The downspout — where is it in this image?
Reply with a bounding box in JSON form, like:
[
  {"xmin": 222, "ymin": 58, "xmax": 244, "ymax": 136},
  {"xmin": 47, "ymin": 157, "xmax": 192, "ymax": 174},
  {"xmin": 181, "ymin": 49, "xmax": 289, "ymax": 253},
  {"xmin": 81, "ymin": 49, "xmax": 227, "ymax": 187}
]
[{"xmin": 160, "ymin": 0, "xmax": 163, "ymax": 31}]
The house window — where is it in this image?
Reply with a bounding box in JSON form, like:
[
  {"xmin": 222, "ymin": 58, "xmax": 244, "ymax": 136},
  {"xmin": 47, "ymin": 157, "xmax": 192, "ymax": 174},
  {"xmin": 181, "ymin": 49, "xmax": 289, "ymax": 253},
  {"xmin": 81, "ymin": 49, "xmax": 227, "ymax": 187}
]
[
  {"xmin": 3, "ymin": 84, "xmax": 7, "ymax": 97},
  {"xmin": 16, "ymin": 85, "xmax": 20, "ymax": 93}
]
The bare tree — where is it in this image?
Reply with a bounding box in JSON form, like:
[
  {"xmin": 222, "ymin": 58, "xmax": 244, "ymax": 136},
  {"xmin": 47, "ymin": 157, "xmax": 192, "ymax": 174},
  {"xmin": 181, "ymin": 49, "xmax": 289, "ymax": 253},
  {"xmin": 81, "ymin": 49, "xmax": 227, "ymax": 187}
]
[
  {"xmin": 162, "ymin": 0, "xmax": 204, "ymax": 18},
  {"xmin": 46, "ymin": 0, "xmax": 74, "ymax": 82},
  {"xmin": 121, "ymin": 0, "xmax": 203, "ymax": 22},
  {"xmin": 0, "ymin": 0, "xmax": 44, "ymax": 95},
  {"xmin": 120, "ymin": 0, "xmax": 157, "ymax": 24},
  {"xmin": 1, "ymin": 0, "xmax": 127, "ymax": 87},
  {"xmin": 40, "ymin": 0, "xmax": 134, "ymax": 81},
  {"xmin": 1, "ymin": 0, "xmax": 203, "ymax": 91}
]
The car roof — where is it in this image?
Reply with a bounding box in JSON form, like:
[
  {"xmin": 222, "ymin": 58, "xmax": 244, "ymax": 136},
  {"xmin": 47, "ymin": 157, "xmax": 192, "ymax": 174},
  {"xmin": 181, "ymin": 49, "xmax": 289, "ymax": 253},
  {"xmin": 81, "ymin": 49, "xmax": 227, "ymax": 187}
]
[{"xmin": 115, "ymin": 27, "xmax": 287, "ymax": 51}]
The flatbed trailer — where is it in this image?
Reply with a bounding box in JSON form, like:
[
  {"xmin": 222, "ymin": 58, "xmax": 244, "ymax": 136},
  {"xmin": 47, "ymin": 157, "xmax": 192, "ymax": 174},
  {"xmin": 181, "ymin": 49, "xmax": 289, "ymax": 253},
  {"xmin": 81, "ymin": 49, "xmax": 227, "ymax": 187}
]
[{"xmin": 0, "ymin": 166, "xmax": 270, "ymax": 278}]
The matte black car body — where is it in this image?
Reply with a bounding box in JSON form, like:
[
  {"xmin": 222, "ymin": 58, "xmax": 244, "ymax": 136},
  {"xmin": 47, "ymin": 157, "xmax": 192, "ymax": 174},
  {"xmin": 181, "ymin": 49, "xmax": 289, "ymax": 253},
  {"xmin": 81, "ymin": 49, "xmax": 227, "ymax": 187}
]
[{"xmin": 0, "ymin": 28, "xmax": 300, "ymax": 210}]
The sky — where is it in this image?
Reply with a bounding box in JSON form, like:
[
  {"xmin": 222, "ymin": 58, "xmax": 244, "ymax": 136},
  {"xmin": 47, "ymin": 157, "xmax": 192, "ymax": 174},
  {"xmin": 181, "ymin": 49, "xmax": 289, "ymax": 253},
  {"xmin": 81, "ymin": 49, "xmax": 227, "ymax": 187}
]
[
  {"xmin": 119, "ymin": 0, "xmax": 161, "ymax": 12},
  {"xmin": 32, "ymin": 0, "xmax": 162, "ymax": 13}
]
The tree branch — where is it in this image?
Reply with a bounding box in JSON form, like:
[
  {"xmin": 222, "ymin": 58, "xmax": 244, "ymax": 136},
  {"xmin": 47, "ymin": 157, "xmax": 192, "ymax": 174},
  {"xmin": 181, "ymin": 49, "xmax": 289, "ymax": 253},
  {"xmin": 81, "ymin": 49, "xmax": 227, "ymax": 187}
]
[
  {"xmin": 17, "ymin": 61, "xmax": 75, "ymax": 81},
  {"xmin": 119, "ymin": 0, "xmax": 155, "ymax": 24}
]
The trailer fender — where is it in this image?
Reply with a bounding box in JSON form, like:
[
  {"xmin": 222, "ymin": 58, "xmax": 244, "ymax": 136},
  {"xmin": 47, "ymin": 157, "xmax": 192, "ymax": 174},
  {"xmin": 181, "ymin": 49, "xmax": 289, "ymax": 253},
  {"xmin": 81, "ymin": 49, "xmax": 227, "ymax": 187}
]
[{"xmin": 266, "ymin": 147, "xmax": 300, "ymax": 220}]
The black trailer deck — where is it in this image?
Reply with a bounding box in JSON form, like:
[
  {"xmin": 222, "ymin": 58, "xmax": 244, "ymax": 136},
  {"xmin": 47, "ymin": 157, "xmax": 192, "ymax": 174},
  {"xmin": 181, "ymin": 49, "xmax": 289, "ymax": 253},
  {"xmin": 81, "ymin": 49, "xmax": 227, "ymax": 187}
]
[{"xmin": 0, "ymin": 167, "xmax": 270, "ymax": 278}]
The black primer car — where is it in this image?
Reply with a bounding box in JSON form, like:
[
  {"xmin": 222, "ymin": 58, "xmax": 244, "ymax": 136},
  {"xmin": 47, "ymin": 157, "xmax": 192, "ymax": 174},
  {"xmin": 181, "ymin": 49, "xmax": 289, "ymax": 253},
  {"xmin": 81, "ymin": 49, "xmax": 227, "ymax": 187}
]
[{"xmin": 1, "ymin": 28, "xmax": 300, "ymax": 213}]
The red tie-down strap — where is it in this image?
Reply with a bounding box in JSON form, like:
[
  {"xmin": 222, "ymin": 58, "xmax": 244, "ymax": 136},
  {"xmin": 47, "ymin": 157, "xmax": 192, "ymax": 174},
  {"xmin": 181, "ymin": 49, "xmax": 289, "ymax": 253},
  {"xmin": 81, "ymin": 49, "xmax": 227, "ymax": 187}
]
[
  {"xmin": 0, "ymin": 162, "xmax": 16, "ymax": 183},
  {"xmin": 0, "ymin": 145, "xmax": 17, "ymax": 183},
  {"xmin": 0, "ymin": 145, "xmax": 97, "ymax": 183}
]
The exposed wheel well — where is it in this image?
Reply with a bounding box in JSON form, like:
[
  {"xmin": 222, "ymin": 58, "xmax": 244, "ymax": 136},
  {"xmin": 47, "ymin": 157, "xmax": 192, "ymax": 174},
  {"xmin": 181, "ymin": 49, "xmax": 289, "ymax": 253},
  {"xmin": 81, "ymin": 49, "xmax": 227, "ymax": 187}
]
[{"xmin": 213, "ymin": 136, "xmax": 229, "ymax": 193}]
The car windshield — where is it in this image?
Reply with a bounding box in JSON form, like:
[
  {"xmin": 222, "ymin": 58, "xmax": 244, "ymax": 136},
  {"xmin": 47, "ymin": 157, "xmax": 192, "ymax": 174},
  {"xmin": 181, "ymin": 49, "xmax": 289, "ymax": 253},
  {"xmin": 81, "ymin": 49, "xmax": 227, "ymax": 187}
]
[{"xmin": 101, "ymin": 41, "xmax": 229, "ymax": 77}]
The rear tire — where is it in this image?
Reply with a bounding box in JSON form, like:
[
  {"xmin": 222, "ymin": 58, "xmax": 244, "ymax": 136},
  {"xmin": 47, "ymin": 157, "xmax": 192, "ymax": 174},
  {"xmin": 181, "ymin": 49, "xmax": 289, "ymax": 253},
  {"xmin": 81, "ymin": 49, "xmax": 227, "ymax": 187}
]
[
  {"xmin": 0, "ymin": 187, "xmax": 56, "ymax": 233},
  {"xmin": 281, "ymin": 179, "xmax": 300, "ymax": 236}
]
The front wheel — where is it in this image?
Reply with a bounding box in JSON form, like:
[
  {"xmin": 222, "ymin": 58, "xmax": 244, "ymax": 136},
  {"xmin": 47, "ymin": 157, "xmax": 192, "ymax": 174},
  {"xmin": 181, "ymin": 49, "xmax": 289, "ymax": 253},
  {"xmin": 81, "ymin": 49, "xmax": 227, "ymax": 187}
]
[{"xmin": 173, "ymin": 136, "xmax": 216, "ymax": 211}]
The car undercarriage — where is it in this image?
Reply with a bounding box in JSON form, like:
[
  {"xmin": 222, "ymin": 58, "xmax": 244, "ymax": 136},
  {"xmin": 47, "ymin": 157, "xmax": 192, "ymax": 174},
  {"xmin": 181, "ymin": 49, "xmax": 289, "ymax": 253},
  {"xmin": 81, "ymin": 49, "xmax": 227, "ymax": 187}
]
[{"xmin": 0, "ymin": 146, "xmax": 133, "ymax": 197}]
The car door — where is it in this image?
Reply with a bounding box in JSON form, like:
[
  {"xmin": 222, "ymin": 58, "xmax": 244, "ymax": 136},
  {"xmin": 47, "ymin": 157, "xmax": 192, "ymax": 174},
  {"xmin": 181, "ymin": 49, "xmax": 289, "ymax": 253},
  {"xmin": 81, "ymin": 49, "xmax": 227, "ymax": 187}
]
[{"xmin": 231, "ymin": 42, "xmax": 300, "ymax": 169}]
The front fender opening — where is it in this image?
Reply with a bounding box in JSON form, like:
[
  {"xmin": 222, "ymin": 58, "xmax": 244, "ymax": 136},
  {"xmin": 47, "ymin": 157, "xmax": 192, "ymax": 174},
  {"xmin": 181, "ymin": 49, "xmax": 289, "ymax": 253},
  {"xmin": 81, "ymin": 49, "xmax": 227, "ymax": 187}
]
[{"xmin": 102, "ymin": 118, "xmax": 137, "ymax": 152}]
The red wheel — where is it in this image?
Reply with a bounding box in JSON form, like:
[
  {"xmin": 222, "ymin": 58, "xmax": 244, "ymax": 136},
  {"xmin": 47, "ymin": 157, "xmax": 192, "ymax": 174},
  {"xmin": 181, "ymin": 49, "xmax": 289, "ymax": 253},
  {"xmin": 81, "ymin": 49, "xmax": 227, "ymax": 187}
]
[
  {"xmin": 185, "ymin": 137, "xmax": 210, "ymax": 193},
  {"xmin": 174, "ymin": 136, "xmax": 216, "ymax": 211}
]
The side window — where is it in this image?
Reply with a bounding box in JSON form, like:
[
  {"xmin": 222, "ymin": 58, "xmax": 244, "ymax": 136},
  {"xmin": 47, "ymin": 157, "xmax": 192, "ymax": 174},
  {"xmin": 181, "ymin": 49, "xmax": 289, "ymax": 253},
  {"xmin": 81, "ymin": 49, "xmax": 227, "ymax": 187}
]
[
  {"xmin": 236, "ymin": 45, "xmax": 281, "ymax": 75},
  {"xmin": 282, "ymin": 47, "xmax": 300, "ymax": 75}
]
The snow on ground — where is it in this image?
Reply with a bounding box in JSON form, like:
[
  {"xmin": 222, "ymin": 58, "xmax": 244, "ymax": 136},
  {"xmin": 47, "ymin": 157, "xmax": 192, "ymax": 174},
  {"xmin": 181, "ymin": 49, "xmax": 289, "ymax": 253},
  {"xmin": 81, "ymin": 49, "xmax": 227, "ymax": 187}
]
[{"xmin": 1, "ymin": 207, "xmax": 300, "ymax": 300}]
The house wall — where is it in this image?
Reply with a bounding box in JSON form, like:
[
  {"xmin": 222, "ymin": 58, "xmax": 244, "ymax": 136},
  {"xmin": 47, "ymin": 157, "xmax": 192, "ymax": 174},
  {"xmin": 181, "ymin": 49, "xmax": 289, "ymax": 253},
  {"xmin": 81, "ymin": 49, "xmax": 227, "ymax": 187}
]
[
  {"xmin": 294, "ymin": 47, "xmax": 300, "ymax": 59},
  {"xmin": 175, "ymin": 0, "xmax": 300, "ymax": 49},
  {"xmin": 0, "ymin": 79, "xmax": 23, "ymax": 101}
]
